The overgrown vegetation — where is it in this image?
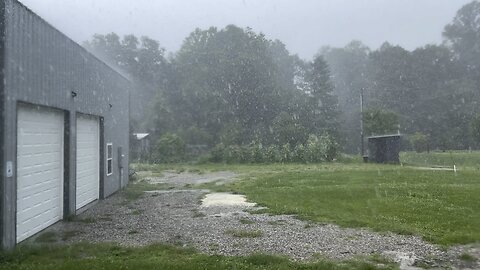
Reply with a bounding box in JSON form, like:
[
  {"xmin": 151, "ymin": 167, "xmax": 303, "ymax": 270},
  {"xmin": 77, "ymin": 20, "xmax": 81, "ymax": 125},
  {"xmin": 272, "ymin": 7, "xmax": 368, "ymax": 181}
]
[
  {"xmin": 209, "ymin": 133, "xmax": 339, "ymax": 164},
  {"xmin": 409, "ymin": 132, "xmax": 429, "ymax": 153},
  {"xmin": 151, "ymin": 133, "xmax": 186, "ymax": 163}
]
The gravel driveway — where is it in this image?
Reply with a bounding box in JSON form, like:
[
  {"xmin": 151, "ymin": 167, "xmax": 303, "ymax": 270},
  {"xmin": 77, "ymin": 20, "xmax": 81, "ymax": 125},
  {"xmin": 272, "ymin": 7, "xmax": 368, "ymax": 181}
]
[{"xmin": 42, "ymin": 170, "xmax": 478, "ymax": 270}]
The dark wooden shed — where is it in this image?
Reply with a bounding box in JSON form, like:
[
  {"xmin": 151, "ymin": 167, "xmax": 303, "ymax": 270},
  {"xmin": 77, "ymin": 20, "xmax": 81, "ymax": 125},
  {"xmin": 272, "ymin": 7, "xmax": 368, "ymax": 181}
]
[{"xmin": 367, "ymin": 134, "xmax": 402, "ymax": 164}]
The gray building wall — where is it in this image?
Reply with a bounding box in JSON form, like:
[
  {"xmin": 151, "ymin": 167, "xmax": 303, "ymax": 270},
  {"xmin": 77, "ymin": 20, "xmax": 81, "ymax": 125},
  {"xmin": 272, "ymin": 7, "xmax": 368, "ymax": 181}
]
[
  {"xmin": 0, "ymin": 0, "xmax": 5, "ymax": 252},
  {"xmin": 1, "ymin": 0, "xmax": 130, "ymax": 249}
]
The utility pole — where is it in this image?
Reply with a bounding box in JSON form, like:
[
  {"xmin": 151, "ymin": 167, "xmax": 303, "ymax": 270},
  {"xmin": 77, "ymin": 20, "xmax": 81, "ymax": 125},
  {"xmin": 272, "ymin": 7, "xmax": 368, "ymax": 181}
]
[{"xmin": 360, "ymin": 88, "xmax": 364, "ymax": 157}]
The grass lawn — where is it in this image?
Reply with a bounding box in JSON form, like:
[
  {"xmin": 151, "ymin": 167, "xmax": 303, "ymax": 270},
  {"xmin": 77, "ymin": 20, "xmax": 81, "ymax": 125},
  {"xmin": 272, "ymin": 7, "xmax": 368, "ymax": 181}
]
[
  {"xmin": 0, "ymin": 243, "xmax": 395, "ymax": 270},
  {"xmin": 221, "ymin": 163, "xmax": 480, "ymax": 246},
  {"xmin": 401, "ymin": 150, "xmax": 480, "ymax": 169}
]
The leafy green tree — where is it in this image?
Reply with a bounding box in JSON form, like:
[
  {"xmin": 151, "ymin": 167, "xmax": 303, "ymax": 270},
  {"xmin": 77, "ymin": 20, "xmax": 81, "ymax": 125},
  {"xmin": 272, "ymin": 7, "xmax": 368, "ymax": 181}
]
[
  {"xmin": 271, "ymin": 112, "xmax": 308, "ymax": 146},
  {"xmin": 471, "ymin": 114, "xmax": 480, "ymax": 147},
  {"xmin": 219, "ymin": 122, "xmax": 243, "ymax": 146},
  {"xmin": 179, "ymin": 126, "xmax": 213, "ymax": 146},
  {"xmin": 363, "ymin": 108, "xmax": 399, "ymax": 136},
  {"xmin": 172, "ymin": 25, "xmax": 298, "ymax": 144},
  {"xmin": 410, "ymin": 132, "xmax": 429, "ymax": 153},
  {"xmin": 321, "ymin": 41, "xmax": 371, "ymax": 153},
  {"xmin": 152, "ymin": 133, "xmax": 185, "ymax": 163},
  {"xmin": 318, "ymin": 133, "xmax": 339, "ymax": 161},
  {"xmin": 443, "ymin": 1, "xmax": 480, "ymax": 77},
  {"xmin": 84, "ymin": 33, "xmax": 171, "ymax": 126},
  {"xmin": 366, "ymin": 41, "xmax": 476, "ymax": 149},
  {"xmin": 304, "ymin": 56, "xmax": 340, "ymax": 136},
  {"xmin": 368, "ymin": 43, "xmax": 418, "ymax": 114}
]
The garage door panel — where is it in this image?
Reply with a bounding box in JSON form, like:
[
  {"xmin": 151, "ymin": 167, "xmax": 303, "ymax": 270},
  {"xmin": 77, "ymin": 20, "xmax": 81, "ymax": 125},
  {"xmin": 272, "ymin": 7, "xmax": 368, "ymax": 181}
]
[
  {"xmin": 18, "ymin": 197, "xmax": 61, "ymax": 219},
  {"xmin": 76, "ymin": 115, "xmax": 100, "ymax": 210},
  {"xmin": 17, "ymin": 169, "xmax": 62, "ymax": 183},
  {"xmin": 18, "ymin": 180, "xmax": 61, "ymax": 199},
  {"xmin": 17, "ymin": 177, "xmax": 60, "ymax": 196},
  {"xmin": 20, "ymin": 135, "xmax": 62, "ymax": 145},
  {"xmin": 18, "ymin": 159, "xmax": 62, "ymax": 175},
  {"xmin": 17, "ymin": 106, "xmax": 64, "ymax": 243},
  {"xmin": 17, "ymin": 196, "xmax": 62, "ymax": 220},
  {"xmin": 17, "ymin": 165, "xmax": 62, "ymax": 183}
]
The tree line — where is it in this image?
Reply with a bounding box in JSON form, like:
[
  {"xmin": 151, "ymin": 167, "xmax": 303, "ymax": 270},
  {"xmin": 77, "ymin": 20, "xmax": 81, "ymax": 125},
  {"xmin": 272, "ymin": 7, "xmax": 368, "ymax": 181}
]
[
  {"xmin": 85, "ymin": 1, "xmax": 480, "ymax": 162},
  {"xmin": 323, "ymin": 1, "xmax": 480, "ymax": 152}
]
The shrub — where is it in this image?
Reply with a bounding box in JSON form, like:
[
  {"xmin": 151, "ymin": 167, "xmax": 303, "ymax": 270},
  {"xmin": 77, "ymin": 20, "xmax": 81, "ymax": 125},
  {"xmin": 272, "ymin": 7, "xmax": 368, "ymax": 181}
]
[
  {"xmin": 250, "ymin": 141, "xmax": 265, "ymax": 163},
  {"xmin": 292, "ymin": 144, "xmax": 306, "ymax": 163},
  {"xmin": 152, "ymin": 133, "xmax": 186, "ymax": 163},
  {"xmin": 279, "ymin": 143, "xmax": 292, "ymax": 163},
  {"xmin": 207, "ymin": 134, "xmax": 339, "ymax": 164},
  {"xmin": 410, "ymin": 132, "xmax": 429, "ymax": 153},
  {"xmin": 225, "ymin": 145, "xmax": 243, "ymax": 163},
  {"xmin": 264, "ymin": 145, "xmax": 281, "ymax": 163},
  {"xmin": 210, "ymin": 143, "xmax": 226, "ymax": 163},
  {"xmin": 318, "ymin": 133, "xmax": 339, "ymax": 161},
  {"xmin": 179, "ymin": 126, "xmax": 213, "ymax": 146},
  {"xmin": 272, "ymin": 112, "xmax": 308, "ymax": 146},
  {"xmin": 305, "ymin": 135, "xmax": 323, "ymax": 163},
  {"xmin": 219, "ymin": 122, "xmax": 243, "ymax": 146}
]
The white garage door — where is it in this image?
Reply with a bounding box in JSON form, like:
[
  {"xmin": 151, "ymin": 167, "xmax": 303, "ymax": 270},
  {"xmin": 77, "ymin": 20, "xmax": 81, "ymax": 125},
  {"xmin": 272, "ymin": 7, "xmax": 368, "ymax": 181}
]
[
  {"xmin": 76, "ymin": 115, "xmax": 100, "ymax": 210},
  {"xmin": 16, "ymin": 106, "xmax": 64, "ymax": 243}
]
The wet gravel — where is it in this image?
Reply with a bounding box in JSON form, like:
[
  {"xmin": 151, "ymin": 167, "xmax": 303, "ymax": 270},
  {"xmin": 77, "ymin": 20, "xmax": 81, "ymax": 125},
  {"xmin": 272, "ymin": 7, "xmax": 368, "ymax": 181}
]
[{"xmin": 44, "ymin": 171, "xmax": 479, "ymax": 269}]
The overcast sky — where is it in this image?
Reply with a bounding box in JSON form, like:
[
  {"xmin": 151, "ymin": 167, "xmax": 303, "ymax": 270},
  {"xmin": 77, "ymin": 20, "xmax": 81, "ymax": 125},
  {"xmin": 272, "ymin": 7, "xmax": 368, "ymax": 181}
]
[{"xmin": 18, "ymin": 0, "xmax": 471, "ymax": 59}]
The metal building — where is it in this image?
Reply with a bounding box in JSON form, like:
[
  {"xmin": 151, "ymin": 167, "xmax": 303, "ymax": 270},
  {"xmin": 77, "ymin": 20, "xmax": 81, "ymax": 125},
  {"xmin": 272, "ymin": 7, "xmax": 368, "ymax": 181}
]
[
  {"xmin": 367, "ymin": 134, "xmax": 401, "ymax": 164},
  {"xmin": 0, "ymin": 0, "xmax": 130, "ymax": 249}
]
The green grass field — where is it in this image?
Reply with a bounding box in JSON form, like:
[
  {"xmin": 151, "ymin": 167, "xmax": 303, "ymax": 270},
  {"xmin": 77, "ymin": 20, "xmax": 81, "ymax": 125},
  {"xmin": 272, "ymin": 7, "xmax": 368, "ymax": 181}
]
[
  {"xmin": 224, "ymin": 164, "xmax": 480, "ymax": 246},
  {"xmin": 400, "ymin": 150, "xmax": 480, "ymax": 169}
]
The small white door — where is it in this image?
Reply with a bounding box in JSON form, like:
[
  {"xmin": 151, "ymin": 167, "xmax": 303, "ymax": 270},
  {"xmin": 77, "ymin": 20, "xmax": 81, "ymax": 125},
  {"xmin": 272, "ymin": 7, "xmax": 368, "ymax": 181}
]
[
  {"xmin": 76, "ymin": 114, "xmax": 100, "ymax": 210},
  {"xmin": 16, "ymin": 106, "xmax": 64, "ymax": 243}
]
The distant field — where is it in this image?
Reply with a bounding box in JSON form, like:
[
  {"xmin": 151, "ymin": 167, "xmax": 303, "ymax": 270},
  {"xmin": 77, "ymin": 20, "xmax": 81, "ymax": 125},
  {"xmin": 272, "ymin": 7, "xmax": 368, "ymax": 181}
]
[{"xmin": 400, "ymin": 151, "xmax": 480, "ymax": 169}]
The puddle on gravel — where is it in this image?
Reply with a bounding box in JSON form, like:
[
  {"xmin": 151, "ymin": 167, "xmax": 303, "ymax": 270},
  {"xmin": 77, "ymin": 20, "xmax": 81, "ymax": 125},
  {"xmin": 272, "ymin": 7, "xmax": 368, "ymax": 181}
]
[
  {"xmin": 384, "ymin": 251, "xmax": 422, "ymax": 270},
  {"xmin": 201, "ymin": 193, "xmax": 256, "ymax": 207}
]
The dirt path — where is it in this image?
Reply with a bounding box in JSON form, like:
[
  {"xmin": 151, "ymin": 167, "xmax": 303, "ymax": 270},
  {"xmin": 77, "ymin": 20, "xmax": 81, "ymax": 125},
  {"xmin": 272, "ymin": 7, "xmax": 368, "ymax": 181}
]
[{"xmin": 42, "ymin": 171, "xmax": 478, "ymax": 269}]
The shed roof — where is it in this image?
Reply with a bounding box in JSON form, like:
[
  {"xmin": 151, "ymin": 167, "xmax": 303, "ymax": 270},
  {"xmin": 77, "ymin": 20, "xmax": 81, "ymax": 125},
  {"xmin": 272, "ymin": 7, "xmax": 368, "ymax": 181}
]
[
  {"xmin": 133, "ymin": 133, "xmax": 150, "ymax": 140},
  {"xmin": 367, "ymin": 134, "xmax": 402, "ymax": 139}
]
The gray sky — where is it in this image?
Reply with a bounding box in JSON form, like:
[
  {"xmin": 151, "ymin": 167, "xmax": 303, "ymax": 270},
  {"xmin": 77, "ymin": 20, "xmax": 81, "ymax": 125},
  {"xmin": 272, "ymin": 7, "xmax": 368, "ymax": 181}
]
[{"xmin": 19, "ymin": 0, "xmax": 471, "ymax": 59}]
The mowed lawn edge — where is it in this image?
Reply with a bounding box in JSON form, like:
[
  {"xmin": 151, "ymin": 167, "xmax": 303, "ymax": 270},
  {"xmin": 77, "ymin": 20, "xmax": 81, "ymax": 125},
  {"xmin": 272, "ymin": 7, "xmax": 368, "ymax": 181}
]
[
  {"xmin": 0, "ymin": 242, "xmax": 397, "ymax": 270},
  {"xmin": 225, "ymin": 164, "xmax": 480, "ymax": 246}
]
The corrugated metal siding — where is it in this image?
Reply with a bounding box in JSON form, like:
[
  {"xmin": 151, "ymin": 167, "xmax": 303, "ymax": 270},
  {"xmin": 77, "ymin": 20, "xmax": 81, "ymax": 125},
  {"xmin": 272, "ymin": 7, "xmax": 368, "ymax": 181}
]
[
  {"xmin": 4, "ymin": 0, "xmax": 130, "ymax": 192},
  {"xmin": 1, "ymin": 0, "xmax": 130, "ymax": 248},
  {"xmin": 0, "ymin": 0, "xmax": 6, "ymax": 250},
  {"xmin": 5, "ymin": 0, "xmax": 130, "ymax": 114}
]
